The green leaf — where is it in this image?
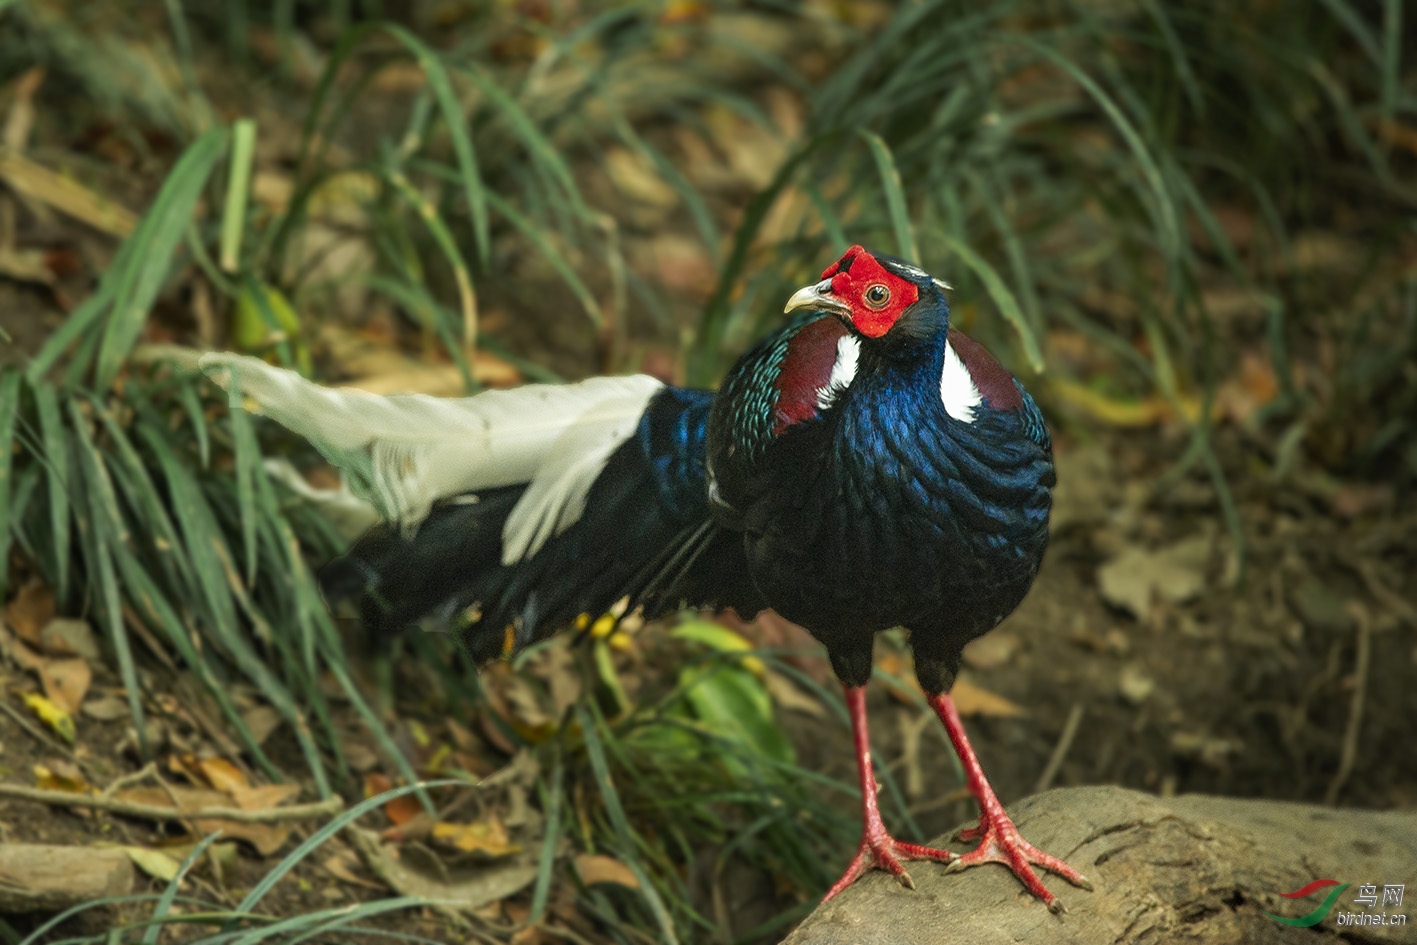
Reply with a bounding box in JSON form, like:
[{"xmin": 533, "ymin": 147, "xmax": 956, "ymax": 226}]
[
  {"xmin": 858, "ymin": 129, "xmax": 918, "ymax": 263},
  {"xmin": 679, "ymin": 665, "xmax": 794, "ymax": 766},
  {"xmin": 0, "ymin": 369, "xmax": 22, "ymax": 599},
  {"xmin": 32, "ymin": 382, "xmax": 71, "ymax": 601},
  {"xmin": 220, "ymin": 118, "xmax": 257, "ymax": 273},
  {"xmin": 380, "ymin": 24, "xmax": 489, "ymax": 267},
  {"xmin": 576, "ymin": 706, "xmax": 680, "ymax": 945},
  {"xmin": 68, "ymin": 400, "xmax": 148, "ymax": 759},
  {"xmin": 94, "ymin": 126, "xmax": 230, "ymax": 390}
]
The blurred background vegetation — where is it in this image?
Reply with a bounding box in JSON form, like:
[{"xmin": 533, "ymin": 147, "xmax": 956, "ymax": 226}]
[{"xmin": 0, "ymin": 1, "xmax": 1413, "ymax": 943}]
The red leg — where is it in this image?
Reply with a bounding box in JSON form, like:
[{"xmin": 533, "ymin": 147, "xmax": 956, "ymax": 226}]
[
  {"xmin": 822, "ymin": 685, "xmax": 955, "ymax": 903},
  {"xmin": 926, "ymin": 692, "xmax": 1091, "ymax": 913}
]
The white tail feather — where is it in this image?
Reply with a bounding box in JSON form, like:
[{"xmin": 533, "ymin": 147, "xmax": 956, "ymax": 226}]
[{"xmin": 199, "ymin": 354, "xmax": 663, "ymax": 560}]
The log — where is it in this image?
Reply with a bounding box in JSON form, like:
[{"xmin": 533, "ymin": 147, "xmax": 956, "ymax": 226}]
[
  {"xmin": 0, "ymin": 843, "xmax": 134, "ymax": 913},
  {"xmin": 784, "ymin": 786, "xmax": 1416, "ymax": 945}
]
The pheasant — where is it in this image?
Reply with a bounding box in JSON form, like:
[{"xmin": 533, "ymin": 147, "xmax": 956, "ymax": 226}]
[{"xmin": 201, "ymin": 244, "xmax": 1089, "ymax": 909}]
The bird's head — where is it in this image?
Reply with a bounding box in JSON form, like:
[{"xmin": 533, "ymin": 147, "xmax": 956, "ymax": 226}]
[{"xmin": 784, "ymin": 245, "xmax": 951, "ymax": 341}]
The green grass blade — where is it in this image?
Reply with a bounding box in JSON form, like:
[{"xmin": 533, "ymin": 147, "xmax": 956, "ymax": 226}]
[
  {"xmin": 31, "ymin": 382, "xmax": 71, "ymax": 602},
  {"xmin": 577, "ymin": 704, "xmax": 680, "ymax": 945},
  {"xmin": 935, "ymin": 233, "xmax": 1043, "ymax": 372},
  {"xmin": 229, "ymin": 898, "xmax": 430, "ymax": 945},
  {"xmin": 232, "ymin": 781, "xmax": 457, "ymax": 918},
  {"xmin": 380, "ymin": 24, "xmax": 489, "ymax": 267},
  {"xmin": 0, "ymin": 370, "xmax": 22, "ymax": 599},
  {"xmin": 95, "ymin": 126, "xmax": 229, "ymax": 391},
  {"xmin": 692, "ymin": 134, "xmax": 835, "ymax": 385},
  {"xmin": 456, "ymin": 62, "xmax": 584, "ymax": 216},
  {"xmin": 528, "ymin": 746, "xmax": 565, "ymax": 924},
  {"xmin": 858, "ymin": 129, "xmax": 918, "ymax": 263},
  {"xmin": 383, "ymin": 168, "xmax": 479, "ymax": 381},
  {"xmin": 484, "ymin": 189, "xmax": 601, "ymax": 326},
  {"xmin": 68, "ymin": 401, "xmax": 148, "ymax": 759},
  {"xmin": 25, "ymin": 276, "xmax": 117, "ymax": 384},
  {"xmin": 222, "ymin": 368, "xmax": 260, "ymax": 586},
  {"xmin": 141, "ymin": 833, "xmax": 221, "ymax": 945},
  {"xmin": 176, "ymin": 377, "xmax": 211, "ymax": 468},
  {"xmin": 1020, "ymin": 38, "xmax": 1181, "ymax": 280},
  {"xmin": 220, "ymin": 118, "xmax": 257, "ymax": 273}
]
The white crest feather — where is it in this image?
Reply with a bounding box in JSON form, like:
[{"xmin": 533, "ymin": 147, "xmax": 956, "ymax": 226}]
[
  {"xmin": 199, "ymin": 354, "xmax": 662, "ymax": 562},
  {"xmin": 817, "ymin": 334, "xmax": 860, "ymax": 409},
  {"xmin": 939, "ymin": 342, "xmax": 982, "ymax": 423}
]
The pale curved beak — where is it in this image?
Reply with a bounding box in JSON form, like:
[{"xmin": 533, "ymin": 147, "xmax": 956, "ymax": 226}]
[{"xmin": 784, "ymin": 278, "xmax": 850, "ymax": 316}]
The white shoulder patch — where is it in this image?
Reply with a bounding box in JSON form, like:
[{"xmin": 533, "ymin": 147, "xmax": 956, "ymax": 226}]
[
  {"xmin": 940, "ymin": 341, "xmax": 982, "ymax": 423},
  {"xmin": 817, "ymin": 334, "xmax": 861, "ymax": 409}
]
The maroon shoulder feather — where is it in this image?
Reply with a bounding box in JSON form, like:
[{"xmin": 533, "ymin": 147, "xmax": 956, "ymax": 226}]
[
  {"xmin": 947, "ymin": 328, "xmax": 1023, "ymax": 412},
  {"xmin": 773, "ymin": 317, "xmax": 850, "ymax": 434}
]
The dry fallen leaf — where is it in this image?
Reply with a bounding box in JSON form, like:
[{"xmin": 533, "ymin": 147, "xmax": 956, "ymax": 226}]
[
  {"xmin": 1097, "ymin": 534, "xmax": 1212, "ymax": 621},
  {"xmin": 950, "ymin": 676, "xmax": 1025, "ymax": 719},
  {"xmin": 4, "ymin": 579, "xmax": 54, "ymax": 648},
  {"xmin": 34, "ymin": 763, "xmax": 95, "ymax": 794},
  {"xmin": 431, "ymin": 817, "xmax": 520, "ymax": 858},
  {"xmin": 346, "ymin": 826, "xmax": 537, "ymax": 912},
  {"xmin": 321, "ymin": 849, "xmax": 388, "ymax": 890},
  {"xmin": 961, "ymin": 631, "xmax": 1021, "ymax": 670},
  {"xmin": 40, "ymin": 618, "xmax": 99, "ymax": 661},
  {"xmin": 230, "ymin": 783, "xmax": 302, "ymax": 811},
  {"xmin": 239, "ymin": 705, "xmax": 284, "ymax": 747},
  {"xmin": 196, "ymin": 757, "xmax": 249, "ymax": 795},
  {"xmin": 114, "ymin": 786, "xmax": 291, "ymax": 856},
  {"xmin": 573, "ymin": 854, "xmax": 640, "ymax": 889},
  {"xmin": 365, "ymin": 773, "xmax": 422, "ymax": 828},
  {"xmin": 762, "ymin": 669, "xmax": 826, "ymax": 718},
  {"xmin": 81, "ymin": 696, "xmax": 129, "ymax": 721},
  {"xmin": 40, "ymin": 659, "xmax": 91, "ymax": 715}
]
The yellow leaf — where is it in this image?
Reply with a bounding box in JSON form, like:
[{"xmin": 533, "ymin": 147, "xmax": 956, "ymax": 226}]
[
  {"xmin": 123, "ymin": 846, "xmax": 182, "ymax": 882},
  {"xmin": 33, "ymin": 763, "xmax": 94, "ymax": 794},
  {"xmin": 22, "ymin": 692, "xmax": 76, "ymax": 743},
  {"xmin": 430, "ymin": 818, "xmax": 520, "ymax": 858}
]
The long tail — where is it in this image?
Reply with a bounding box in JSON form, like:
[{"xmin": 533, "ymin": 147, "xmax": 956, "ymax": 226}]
[{"xmin": 200, "ymin": 356, "xmax": 761, "ymax": 659}]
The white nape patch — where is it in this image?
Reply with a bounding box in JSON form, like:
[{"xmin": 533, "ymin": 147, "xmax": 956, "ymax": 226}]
[
  {"xmin": 932, "ymin": 276, "xmax": 953, "ymax": 292},
  {"xmin": 817, "ymin": 334, "xmax": 861, "ymax": 409},
  {"xmin": 940, "ymin": 341, "xmax": 983, "ymax": 423},
  {"xmin": 197, "ymin": 352, "xmax": 662, "ymax": 561}
]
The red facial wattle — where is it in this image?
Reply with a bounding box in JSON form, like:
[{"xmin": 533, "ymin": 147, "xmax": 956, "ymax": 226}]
[{"xmin": 821, "ymin": 245, "xmax": 919, "ymax": 338}]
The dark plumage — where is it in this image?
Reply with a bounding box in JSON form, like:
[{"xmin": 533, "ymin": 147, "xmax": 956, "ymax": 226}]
[{"xmin": 201, "ymin": 244, "xmax": 1088, "ymax": 910}]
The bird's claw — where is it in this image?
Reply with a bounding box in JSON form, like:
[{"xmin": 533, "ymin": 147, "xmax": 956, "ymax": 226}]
[
  {"xmin": 955, "ymin": 822, "xmax": 984, "ymax": 842},
  {"xmin": 820, "ymin": 836, "xmax": 953, "ymax": 903},
  {"xmin": 947, "ymin": 813, "xmax": 1090, "ymax": 913}
]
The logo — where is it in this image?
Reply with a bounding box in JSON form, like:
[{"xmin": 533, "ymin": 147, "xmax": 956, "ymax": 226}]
[
  {"xmin": 1266, "ymin": 879, "xmax": 1408, "ymax": 929},
  {"xmin": 1265, "ymin": 879, "xmax": 1349, "ymax": 927}
]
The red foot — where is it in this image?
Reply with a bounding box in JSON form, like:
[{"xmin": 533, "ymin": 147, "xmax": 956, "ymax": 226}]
[
  {"xmin": 928, "ymin": 692, "xmax": 1091, "ymax": 913},
  {"xmin": 822, "ymin": 834, "xmax": 954, "ymax": 903},
  {"xmin": 825, "ymin": 685, "xmax": 958, "ymax": 903},
  {"xmin": 947, "ymin": 810, "xmax": 1092, "ymax": 913}
]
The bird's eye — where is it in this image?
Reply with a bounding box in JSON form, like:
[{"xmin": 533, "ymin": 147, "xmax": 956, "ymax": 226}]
[{"xmin": 864, "ymin": 284, "xmax": 891, "ymax": 309}]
